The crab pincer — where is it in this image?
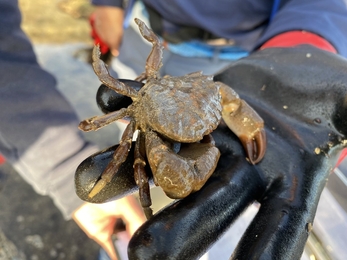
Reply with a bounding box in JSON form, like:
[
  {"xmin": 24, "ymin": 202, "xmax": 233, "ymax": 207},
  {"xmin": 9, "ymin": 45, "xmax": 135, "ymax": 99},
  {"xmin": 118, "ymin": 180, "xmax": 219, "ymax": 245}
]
[{"xmin": 219, "ymin": 83, "xmax": 266, "ymax": 164}]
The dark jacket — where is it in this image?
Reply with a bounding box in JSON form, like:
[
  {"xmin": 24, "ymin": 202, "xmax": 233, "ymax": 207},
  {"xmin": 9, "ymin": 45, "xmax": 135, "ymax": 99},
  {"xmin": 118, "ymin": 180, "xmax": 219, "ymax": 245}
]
[{"xmin": 92, "ymin": 0, "xmax": 347, "ymax": 57}]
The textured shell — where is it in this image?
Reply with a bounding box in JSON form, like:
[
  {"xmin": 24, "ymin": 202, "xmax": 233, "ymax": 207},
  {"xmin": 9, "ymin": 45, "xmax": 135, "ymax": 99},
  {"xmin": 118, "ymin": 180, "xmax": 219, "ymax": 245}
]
[{"xmin": 138, "ymin": 72, "xmax": 222, "ymax": 142}]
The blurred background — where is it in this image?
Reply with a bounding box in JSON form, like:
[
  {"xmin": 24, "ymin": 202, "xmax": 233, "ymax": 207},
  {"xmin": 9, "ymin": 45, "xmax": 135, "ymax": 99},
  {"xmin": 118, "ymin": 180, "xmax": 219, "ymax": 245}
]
[
  {"xmin": 0, "ymin": 1, "xmax": 100, "ymax": 260},
  {"xmin": 20, "ymin": 0, "xmax": 93, "ymax": 44}
]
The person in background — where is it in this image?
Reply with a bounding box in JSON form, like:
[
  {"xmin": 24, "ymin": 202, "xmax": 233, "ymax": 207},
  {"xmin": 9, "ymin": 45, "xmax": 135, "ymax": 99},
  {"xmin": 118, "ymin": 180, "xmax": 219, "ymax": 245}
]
[
  {"xmin": 90, "ymin": 0, "xmax": 346, "ymax": 77},
  {"xmin": 0, "ymin": 1, "xmax": 145, "ymax": 259}
]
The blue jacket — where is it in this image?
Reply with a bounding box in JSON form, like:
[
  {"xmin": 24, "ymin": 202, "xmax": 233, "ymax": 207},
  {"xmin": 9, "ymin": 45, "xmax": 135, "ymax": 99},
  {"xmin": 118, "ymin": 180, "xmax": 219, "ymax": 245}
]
[{"xmin": 92, "ymin": 0, "xmax": 347, "ymax": 57}]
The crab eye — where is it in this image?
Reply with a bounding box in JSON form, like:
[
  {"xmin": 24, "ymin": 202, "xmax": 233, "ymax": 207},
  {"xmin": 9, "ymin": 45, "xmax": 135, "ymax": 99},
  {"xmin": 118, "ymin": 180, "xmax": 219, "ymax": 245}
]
[{"xmin": 96, "ymin": 79, "xmax": 144, "ymax": 113}]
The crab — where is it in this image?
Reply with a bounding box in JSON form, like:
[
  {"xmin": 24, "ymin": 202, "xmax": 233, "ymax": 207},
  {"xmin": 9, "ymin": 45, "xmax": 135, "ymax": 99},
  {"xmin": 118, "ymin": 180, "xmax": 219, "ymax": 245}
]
[{"xmin": 78, "ymin": 18, "xmax": 266, "ymax": 219}]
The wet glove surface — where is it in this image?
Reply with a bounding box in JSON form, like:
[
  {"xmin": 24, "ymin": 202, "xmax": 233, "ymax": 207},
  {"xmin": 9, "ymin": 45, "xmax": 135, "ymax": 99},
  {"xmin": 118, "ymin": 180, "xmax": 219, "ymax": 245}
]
[{"xmin": 75, "ymin": 46, "xmax": 347, "ymax": 259}]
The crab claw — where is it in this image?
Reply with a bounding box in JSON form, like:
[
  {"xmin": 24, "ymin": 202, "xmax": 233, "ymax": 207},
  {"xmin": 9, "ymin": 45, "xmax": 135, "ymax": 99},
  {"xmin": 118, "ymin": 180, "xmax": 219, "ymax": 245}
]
[
  {"xmin": 239, "ymin": 127, "xmax": 266, "ymax": 164},
  {"xmin": 219, "ymin": 82, "xmax": 266, "ymax": 164},
  {"xmin": 145, "ymin": 131, "xmax": 220, "ymax": 199}
]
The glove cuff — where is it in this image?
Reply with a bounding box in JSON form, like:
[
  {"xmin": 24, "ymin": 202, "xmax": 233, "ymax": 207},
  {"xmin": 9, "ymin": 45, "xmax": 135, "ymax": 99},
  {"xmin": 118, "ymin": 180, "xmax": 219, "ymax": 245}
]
[{"xmin": 260, "ymin": 31, "xmax": 337, "ymax": 53}]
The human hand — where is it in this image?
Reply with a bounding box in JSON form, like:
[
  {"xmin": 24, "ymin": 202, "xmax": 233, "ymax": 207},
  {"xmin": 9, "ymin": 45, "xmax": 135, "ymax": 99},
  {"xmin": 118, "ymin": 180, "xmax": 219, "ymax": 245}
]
[
  {"xmin": 72, "ymin": 196, "xmax": 145, "ymax": 260},
  {"xmin": 75, "ymin": 46, "xmax": 347, "ymax": 259},
  {"xmin": 93, "ymin": 6, "xmax": 124, "ymax": 56}
]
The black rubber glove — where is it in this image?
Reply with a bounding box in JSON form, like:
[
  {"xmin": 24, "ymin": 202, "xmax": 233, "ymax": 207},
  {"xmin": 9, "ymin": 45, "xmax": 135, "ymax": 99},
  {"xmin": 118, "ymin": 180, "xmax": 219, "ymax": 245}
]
[{"xmin": 75, "ymin": 46, "xmax": 347, "ymax": 259}]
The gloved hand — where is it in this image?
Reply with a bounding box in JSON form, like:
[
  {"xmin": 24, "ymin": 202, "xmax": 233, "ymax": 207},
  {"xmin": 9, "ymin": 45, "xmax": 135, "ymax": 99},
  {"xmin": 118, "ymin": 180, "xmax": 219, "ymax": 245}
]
[{"xmin": 75, "ymin": 46, "xmax": 347, "ymax": 259}]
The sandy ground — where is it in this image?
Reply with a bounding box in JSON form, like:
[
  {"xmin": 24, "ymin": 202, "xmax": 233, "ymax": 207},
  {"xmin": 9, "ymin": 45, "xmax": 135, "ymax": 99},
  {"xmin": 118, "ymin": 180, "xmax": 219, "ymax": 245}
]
[{"xmin": 19, "ymin": 0, "xmax": 93, "ymax": 44}]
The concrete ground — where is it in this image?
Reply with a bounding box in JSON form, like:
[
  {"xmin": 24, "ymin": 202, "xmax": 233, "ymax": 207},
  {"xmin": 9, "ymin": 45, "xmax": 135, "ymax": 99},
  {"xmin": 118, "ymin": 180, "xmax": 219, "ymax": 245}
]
[
  {"xmin": 0, "ymin": 161, "xmax": 100, "ymax": 260},
  {"xmin": 0, "ymin": 43, "xmax": 115, "ymax": 260}
]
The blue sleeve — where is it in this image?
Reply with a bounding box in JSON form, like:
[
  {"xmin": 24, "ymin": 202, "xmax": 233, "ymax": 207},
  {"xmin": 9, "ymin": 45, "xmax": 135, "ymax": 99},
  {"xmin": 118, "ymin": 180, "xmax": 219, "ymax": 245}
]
[
  {"xmin": 91, "ymin": 0, "xmax": 123, "ymax": 7},
  {"xmin": 257, "ymin": 0, "xmax": 347, "ymax": 57}
]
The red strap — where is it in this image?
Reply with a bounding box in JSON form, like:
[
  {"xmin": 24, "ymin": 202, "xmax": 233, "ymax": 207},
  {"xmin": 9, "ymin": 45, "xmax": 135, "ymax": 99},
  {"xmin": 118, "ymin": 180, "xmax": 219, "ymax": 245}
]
[
  {"xmin": 335, "ymin": 148, "xmax": 347, "ymax": 168},
  {"xmin": 261, "ymin": 31, "xmax": 337, "ymax": 53},
  {"xmin": 89, "ymin": 13, "xmax": 110, "ymax": 55},
  {"xmin": 0, "ymin": 154, "xmax": 5, "ymax": 165}
]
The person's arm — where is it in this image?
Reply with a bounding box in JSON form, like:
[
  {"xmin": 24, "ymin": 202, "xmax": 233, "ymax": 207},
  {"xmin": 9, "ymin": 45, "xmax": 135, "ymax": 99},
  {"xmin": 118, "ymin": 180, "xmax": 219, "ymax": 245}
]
[
  {"xmin": 72, "ymin": 196, "xmax": 146, "ymax": 260},
  {"xmin": 256, "ymin": 0, "xmax": 347, "ymax": 56},
  {"xmin": 91, "ymin": 0, "xmax": 125, "ymax": 56}
]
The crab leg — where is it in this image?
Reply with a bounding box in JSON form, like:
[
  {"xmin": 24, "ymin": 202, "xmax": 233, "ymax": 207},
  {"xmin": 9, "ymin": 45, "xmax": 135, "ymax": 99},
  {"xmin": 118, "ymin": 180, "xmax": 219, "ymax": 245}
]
[
  {"xmin": 134, "ymin": 131, "xmax": 153, "ymax": 219},
  {"xmin": 92, "ymin": 45, "xmax": 138, "ymax": 99},
  {"xmin": 218, "ymin": 82, "xmax": 266, "ymax": 164},
  {"xmin": 78, "ymin": 108, "xmax": 129, "ymax": 132},
  {"xmin": 134, "ymin": 18, "xmax": 163, "ymax": 81},
  {"xmin": 88, "ymin": 120, "xmax": 136, "ymax": 198},
  {"xmin": 145, "ymin": 131, "xmax": 220, "ymax": 199}
]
